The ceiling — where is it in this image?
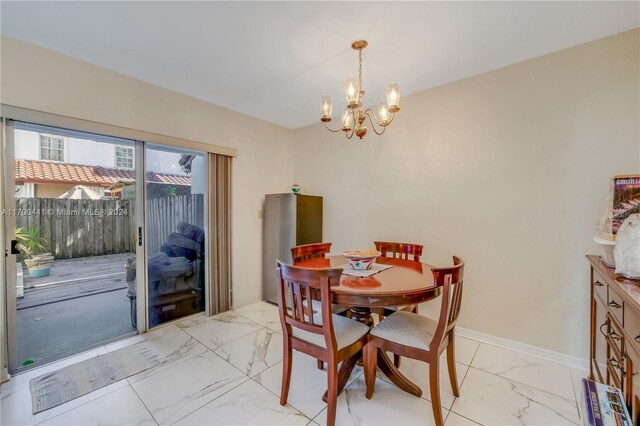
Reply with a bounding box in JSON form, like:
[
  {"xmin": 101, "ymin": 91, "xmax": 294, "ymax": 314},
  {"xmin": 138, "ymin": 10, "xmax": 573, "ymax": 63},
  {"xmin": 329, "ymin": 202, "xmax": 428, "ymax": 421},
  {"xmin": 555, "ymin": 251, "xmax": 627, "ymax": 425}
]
[{"xmin": 1, "ymin": 1, "xmax": 638, "ymax": 129}]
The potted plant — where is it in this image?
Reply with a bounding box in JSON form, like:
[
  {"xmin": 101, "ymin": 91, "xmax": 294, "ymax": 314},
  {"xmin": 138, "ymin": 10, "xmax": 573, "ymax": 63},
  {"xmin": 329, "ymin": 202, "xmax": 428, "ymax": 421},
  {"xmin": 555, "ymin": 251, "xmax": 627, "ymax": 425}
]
[{"xmin": 16, "ymin": 227, "xmax": 54, "ymax": 277}]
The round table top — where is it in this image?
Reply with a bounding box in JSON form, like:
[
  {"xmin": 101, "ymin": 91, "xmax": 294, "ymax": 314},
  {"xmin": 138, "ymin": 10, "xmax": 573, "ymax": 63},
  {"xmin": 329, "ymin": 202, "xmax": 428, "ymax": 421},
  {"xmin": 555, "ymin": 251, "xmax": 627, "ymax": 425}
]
[{"xmin": 293, "ymin": 256, "xmax": 440, "ymax": 307}]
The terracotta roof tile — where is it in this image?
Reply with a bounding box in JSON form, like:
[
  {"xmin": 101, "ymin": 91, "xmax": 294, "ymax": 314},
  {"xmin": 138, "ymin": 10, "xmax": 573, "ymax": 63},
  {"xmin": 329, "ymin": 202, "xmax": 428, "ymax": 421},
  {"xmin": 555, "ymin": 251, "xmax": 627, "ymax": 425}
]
[{"xmin": 15, "ymin": 159, "xmax": 191, "ymax": 187}]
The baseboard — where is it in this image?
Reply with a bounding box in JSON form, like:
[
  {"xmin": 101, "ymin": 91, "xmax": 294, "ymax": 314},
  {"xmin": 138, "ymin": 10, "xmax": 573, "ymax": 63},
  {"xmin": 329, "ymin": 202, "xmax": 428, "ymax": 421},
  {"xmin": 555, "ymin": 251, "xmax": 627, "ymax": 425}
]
[
  {"xmin": 230, "ymin": 295, "xmax": 591, "ymax": 371},
  {"xmin": 231, "ymin": 294, "xmax": 265, "ymax": 310},
  {"xmin": 456, "ymin": 326, "xmax": 590, "ymax": 371}
]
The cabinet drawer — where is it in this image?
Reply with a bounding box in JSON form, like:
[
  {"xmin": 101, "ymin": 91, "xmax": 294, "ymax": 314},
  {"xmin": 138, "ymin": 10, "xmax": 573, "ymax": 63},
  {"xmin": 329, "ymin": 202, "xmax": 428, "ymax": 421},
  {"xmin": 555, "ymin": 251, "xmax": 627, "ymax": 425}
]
[
  {"xmin": 607, "ymin": 348, "xmax": 627, "ymax": 389},
  {"xmin": 608, "ymin": 358, "xmax": 625, "ymax": 390},
  {"xmin": 607, "ymin": 314, "xmax": 625, "ymax": 355},
  {"xmin": 608, "ymin": 285, "xmax": 625, "ymax": 326},
  {"xmin": 626, "ymin": 306, "xmax": 640, "ymax": 354},
  {"xmin": 594, "ymin": 271, "xmax": 608, "ymax": 303}
]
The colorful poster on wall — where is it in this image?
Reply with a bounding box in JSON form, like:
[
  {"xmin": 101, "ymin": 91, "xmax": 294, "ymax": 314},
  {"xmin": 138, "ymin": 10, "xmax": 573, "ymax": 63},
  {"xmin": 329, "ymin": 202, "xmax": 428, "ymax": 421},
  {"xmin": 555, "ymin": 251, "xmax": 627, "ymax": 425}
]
[{"xmin": 612, "ymin": 174, "xmax": 640, "ymax": 235}]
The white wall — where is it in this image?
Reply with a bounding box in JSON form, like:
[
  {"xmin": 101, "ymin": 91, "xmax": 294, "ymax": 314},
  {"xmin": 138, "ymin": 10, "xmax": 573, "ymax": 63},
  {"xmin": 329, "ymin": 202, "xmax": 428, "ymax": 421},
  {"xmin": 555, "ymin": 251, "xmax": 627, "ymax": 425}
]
[
  {"xmin": 292, "ymin": 29, "xmax": 640, "ymax": 359},
  {"xmin": 190, "ymin": 156, "xmax": 206, "ymax": 195},
  {"xmin": 14, "ymin": 130, "xmax": 40, "ymax": 160},
  {"xmin": 1, "ymin": 36, "xmax": 295, "ymax": 308},
  {"xmin": 69, "ymin": 138, "xmax": 116, "ymax": 167}
]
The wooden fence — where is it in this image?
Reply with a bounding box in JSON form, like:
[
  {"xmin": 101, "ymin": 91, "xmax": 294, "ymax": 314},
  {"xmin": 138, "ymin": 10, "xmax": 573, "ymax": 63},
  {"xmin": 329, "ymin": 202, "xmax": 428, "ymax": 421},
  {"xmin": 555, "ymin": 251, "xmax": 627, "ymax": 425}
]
[
  {"xmin": 15, "ymin": 194, "xmax": 204, "ymax": 259},
  {"xmin": 145, "ymin": 194, "xmax": 205, "ymax": 254}
]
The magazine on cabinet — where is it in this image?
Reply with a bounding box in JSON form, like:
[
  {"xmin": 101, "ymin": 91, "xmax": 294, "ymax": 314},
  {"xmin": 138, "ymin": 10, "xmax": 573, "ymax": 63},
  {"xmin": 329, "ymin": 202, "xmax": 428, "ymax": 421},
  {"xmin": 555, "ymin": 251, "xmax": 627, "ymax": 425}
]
[
  {"xmin": 612, "ymin": 174, "xmax": 640, "ymax": 236},
  {"xmin": 580, "ymin": 378, "xmax": 632, "ymax": 426}
]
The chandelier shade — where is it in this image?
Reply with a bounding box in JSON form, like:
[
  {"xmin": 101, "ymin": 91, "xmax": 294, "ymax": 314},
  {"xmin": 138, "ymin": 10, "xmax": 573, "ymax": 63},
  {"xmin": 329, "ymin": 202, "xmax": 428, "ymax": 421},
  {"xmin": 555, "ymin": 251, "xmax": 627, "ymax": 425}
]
[
  {"xmin": 377, "ymin": 102, "xmax": 390, "ymax": 125},
  {"xmin": 345, "ymin": 77, "xmax": 359, "ymax": 107},
  {"xmin": 341, "ymin": 108, "xmax": 353, "ymax": 131},
  {"xmin": 319, "ymin": 40, "xmax": 401, "ymax": 140},
  {"xmin": 385, "ymin": 82, "xmax": 401, "ymax": 113},
  {"xmin": 320, "ymin": 95, "xmax": 333, "ymax": 121}
]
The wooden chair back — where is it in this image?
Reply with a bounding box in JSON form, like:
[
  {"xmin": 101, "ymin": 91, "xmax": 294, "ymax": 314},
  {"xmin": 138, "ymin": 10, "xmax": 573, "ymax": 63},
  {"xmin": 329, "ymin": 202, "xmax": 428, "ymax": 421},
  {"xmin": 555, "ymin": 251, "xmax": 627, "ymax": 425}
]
[
  {"xmin": 291, "ymin": 242, "xmax": 332, "ymax": 263},
  {"xmin": 431, "ymin": 256, "xmax": 465, "ymax": 351},
  {"xmin": 374, "ymin": 241, "xmax": 423, "ymax": 262},
  {"xmin": 276, "ymin": 260, "xmax": 342, "ymax": 350}
]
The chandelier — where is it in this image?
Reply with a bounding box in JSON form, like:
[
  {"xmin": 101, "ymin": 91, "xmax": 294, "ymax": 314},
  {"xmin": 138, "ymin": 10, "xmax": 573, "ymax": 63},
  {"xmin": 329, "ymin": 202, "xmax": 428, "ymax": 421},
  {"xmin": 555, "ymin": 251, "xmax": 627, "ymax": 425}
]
[{"xmin": 320, "ymin": 40, "xmax": 401, "ymax": 140}]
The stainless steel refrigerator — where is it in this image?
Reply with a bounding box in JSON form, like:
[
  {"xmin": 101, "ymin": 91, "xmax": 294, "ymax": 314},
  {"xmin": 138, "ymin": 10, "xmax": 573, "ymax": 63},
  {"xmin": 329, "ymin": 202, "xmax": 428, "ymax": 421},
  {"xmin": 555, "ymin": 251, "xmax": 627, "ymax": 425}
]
[{"xmin": 262, "ymin": 193, "xmax": 323, "ymax": 304}]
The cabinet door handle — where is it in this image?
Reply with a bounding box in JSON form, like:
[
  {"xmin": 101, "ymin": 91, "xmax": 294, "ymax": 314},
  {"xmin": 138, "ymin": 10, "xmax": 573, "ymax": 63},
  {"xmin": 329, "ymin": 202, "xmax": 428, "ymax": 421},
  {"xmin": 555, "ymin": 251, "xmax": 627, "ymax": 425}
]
[
  {"xmin": 594, "ymin": 281, "xmax": 604, "ymax": 287},
  {"xmin": 600, "ymin": 322, "xmax": 609, "ymax": 337},
  {"xmin": 608, "ymin": 357, "xmax": 627, "ymax": 376},
  {"xmin": 635, "ymin": 335, "xmax": 640, "ymax": 343},
  {"xmin": 608, "ymin": 300, "xmax": 622, "ymax": 309}
]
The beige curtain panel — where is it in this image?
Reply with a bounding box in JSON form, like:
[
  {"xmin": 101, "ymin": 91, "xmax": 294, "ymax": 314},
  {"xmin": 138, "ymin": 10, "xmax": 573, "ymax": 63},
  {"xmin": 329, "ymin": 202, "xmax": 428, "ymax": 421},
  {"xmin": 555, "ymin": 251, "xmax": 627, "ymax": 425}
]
[{"xmin": 208, "ymin": 153, "xmax": 233, "ymax": 315}]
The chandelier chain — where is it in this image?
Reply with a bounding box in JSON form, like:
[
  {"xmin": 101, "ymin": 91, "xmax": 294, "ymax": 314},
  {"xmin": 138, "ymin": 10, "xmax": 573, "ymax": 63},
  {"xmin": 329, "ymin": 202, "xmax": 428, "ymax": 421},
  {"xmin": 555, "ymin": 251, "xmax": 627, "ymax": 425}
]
[{"xmin": 358, "ymin": 48, "xmax": 363, "ymax": 97}]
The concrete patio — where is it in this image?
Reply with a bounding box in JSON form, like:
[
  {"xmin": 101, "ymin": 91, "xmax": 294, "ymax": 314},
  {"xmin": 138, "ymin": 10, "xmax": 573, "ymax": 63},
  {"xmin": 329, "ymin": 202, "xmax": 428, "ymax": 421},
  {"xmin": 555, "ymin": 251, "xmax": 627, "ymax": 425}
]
[{"xmin": 16, "ymin": 253, "xmax": 136, "ymax": 367}]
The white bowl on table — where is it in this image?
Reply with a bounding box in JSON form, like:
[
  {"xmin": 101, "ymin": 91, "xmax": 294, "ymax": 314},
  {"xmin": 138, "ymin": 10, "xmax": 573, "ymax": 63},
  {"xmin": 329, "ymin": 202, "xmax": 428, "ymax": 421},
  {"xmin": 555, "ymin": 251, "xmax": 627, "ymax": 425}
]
[{"xmin": 341, "ymin": 250, "xmax": 381, "ymax": 270}]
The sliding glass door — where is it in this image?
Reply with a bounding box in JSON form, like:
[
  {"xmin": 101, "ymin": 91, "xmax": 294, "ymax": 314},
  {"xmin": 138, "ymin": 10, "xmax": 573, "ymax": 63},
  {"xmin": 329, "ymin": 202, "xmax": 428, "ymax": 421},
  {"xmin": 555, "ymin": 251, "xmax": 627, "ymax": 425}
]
[
  {"xmin": 4, "ymin": 121, "xmax": 143, "ymax": 372},
  {"xmin": 2, "ymin": 120, "xmax": 211, "ymax": 373},
  {"xmin": 144, "ymin": 144, "xmax": 207, "ymax": 328}
]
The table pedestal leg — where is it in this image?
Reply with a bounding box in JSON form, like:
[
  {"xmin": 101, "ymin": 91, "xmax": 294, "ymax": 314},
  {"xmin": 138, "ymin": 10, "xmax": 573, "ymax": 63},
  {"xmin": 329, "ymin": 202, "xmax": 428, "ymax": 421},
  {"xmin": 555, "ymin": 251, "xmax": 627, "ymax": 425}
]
[
  {"xmin": 349, "ymin": 306, "xmax": 375, "ymax": 328},
  {"xmin": 350, "ymin": 306, "xmax": 374, "ymax": 367},
  {"xmin": 322, "ymin": 353, "xmax": 359, "ymax": 403},
  {"xmin": 350, "ymin": 306, "xmax": 421, "ymax": 398},
  {"xmin": 323, "ymin": 305, "xmax": 422, "ymax": 400},
  {"xmin": 376, "ymin": 349, "xmax": 422, "ymax": 397}
]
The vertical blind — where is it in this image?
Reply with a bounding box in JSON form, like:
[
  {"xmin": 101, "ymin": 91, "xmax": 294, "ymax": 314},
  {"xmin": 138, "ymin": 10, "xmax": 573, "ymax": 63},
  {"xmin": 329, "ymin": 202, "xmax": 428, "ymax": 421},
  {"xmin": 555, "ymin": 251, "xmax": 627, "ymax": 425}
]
[{"xmin": 208, "ymin": 153, "xmax": 233, "ymax": 314}]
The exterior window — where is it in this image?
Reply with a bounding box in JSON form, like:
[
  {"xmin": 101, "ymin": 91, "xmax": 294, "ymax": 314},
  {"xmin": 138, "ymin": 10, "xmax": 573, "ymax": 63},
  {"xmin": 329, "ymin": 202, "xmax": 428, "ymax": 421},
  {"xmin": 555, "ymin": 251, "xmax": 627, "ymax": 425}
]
[
  {"xmin": 40, "ymin": 135, "xmax": 65, "ymax": 161},
  {"xmin": 115, "ymin": 145, "xmax": 134, "ymax": 169}
]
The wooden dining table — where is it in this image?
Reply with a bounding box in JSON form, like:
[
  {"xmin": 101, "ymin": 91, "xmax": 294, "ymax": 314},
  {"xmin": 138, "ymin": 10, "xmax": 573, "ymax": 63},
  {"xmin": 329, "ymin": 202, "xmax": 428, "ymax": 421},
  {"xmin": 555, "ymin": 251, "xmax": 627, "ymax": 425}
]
[{"xmin": 293, "ymin": 255, "xmax": 441, "ymax": 399}]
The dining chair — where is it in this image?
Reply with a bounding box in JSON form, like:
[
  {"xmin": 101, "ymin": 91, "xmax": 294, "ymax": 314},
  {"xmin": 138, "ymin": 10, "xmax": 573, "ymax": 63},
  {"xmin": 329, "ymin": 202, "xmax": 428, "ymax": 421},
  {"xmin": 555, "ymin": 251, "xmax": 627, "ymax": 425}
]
[
  {"xmin": 291, "ymin": 242, "xmax": 351, "ymax": 370},
  {"xmin": 291, "ymin": 242, "xmax": 333, "ymax": 263},
  {"xmin": 276, "ymin": 261, "xmax": 369, "ymax": 426},
  {"xmin": 374, "ymin": 241, "xmax": 424, "ymax": 367},
  {"xmin": 363, "ymin": 256, "xmax": 465, "ymax": 426},
  {"xmin": 374, "ymin": 242, "xmax": 423, "ymax": 318},
  {"xmin": 374, "ymin": 241, "xmax": 423, "ymax": 262}
]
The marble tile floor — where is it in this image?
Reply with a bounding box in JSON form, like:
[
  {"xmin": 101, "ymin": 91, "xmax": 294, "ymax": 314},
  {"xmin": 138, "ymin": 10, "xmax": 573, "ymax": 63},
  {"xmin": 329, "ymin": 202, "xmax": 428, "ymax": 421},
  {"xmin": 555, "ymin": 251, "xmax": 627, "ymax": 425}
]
[{"xmin": 1, "ymin": 301, "xmax": 588, "ymax": 426}]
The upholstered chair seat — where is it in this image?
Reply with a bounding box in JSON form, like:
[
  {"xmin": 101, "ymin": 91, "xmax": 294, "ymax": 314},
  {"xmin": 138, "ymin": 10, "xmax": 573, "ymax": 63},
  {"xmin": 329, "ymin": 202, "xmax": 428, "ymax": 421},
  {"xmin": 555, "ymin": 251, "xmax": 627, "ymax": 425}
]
[
  {"xmin": 369, "ymin": 311, "xmax": 441, "ymax": 351},
  {"xmin": 292, "ymin": 312, "xmax": 369, "ymax": 350}
]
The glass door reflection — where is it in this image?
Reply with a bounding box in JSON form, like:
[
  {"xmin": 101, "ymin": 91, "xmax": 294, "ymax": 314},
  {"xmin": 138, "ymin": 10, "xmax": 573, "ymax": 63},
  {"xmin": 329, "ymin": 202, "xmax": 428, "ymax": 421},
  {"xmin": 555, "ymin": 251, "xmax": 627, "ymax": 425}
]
[{"xmin": 145, "ymin": 145, "xmax": 207, "ymax": 327}]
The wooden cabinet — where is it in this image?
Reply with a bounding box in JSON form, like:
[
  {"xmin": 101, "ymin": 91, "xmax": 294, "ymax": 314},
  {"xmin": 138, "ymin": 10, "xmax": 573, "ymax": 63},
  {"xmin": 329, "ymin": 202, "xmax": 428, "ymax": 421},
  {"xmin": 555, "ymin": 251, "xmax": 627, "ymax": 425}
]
[
  {"xmin": 588, "ymin": 255, "xmax": 640, "ymax": 423},
  {"xmin": 592, "ymin": 293, "xmax": 608, "ymax": 382}
]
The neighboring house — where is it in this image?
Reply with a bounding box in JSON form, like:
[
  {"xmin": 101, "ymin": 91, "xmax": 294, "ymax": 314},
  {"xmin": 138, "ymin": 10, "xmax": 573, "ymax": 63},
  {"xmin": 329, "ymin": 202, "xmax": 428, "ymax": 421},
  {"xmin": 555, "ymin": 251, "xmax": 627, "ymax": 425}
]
[
  {"xmin": 14, "ymin": 129, "xmax": 192, "ymax": 198},
  {"xmin": 14, "ymin": 159, "xmax": 192, "ymax": 198}
]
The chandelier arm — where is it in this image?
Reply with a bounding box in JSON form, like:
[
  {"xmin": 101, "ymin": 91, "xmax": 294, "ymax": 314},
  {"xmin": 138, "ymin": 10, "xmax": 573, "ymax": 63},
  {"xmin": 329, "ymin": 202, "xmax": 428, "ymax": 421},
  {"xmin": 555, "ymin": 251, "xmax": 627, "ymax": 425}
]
[
  {"xmin": 324, "ymin": 121, "xmax": 344, "ymax": 133},
  {"xmin": 365, "ymin": 110, "xmax": 386, "ymax": 136},
  {"xmin": 345, "ymin": 118, "xmax": 356, "ymax": 139},
  {"xmin": 366, "ymin": 108, "xmax": 384, "ymax": 127},
  {"xmin": 386, "ymin": 112, "xmax": 397, "ymax": 126}
]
